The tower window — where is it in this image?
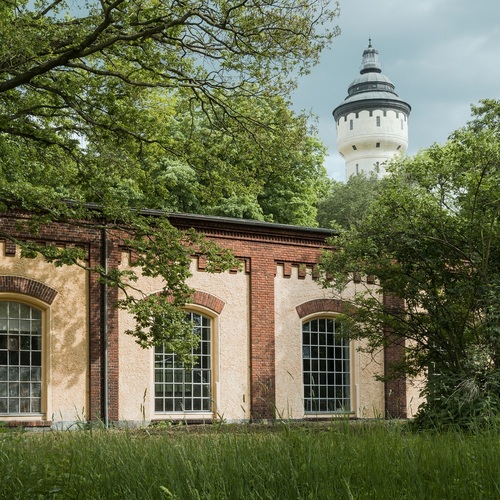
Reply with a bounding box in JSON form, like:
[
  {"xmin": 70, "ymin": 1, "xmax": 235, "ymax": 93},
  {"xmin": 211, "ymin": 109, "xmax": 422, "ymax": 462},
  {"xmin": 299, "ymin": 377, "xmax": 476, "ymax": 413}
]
[
  {"xmin": 352, "ymin": 145, "xmax": 357, "ymax": 151},
  {"xmin": 401, "ymin": 119, "xmax": 403, "ymax": 130},
  {"xmin": 397, "ymin": 145, "xmax": 401, "ymax": 150},
  {"xmin": 376, "ymin": 116, "xmax": 381, "ymax": 127},
  {"xmin": 376, "ymin": 142, "xmax": 380, "ymax": 148},
  {"xmin": 396, "ymin": 112, "xmax": 399, "ymax": 118},
  {"xmin": 369, "ymin": 110, "xmax": 373, "ymax": 117},
  {"xmin": 349, "ymin": 119, "xmax": 353, "ymax": 130},
  {"xmin": 383, "ymin": 110, "xmax": 387, "ymax": 117},
  {"xmin": 356, "ymin": 164, "xmax": 359, "ymax": 175}
]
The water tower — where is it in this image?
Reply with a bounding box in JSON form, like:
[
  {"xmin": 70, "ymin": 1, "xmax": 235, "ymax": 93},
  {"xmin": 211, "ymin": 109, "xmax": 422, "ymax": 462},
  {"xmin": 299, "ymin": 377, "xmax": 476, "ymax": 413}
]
[{"xmin": 333, "ymin": 40, "xmax": 411, "ymax": 178}]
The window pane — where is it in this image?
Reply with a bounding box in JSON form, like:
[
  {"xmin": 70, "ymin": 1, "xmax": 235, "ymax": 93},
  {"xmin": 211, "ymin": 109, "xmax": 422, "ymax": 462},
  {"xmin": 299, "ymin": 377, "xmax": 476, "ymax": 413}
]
[
  {"xmin": 20, "ymin": 304, "xmax": 32, "ymax": 318},
  {"xmin": 302, "ymin": 318, "xmax": 350, "ymax": 414},
  {"xmin": 32, "ymin": 352, "xmax": 42, "ymax": 367},
  {"xmin": 31, "ymin": 383, "xmax": 41, "ymax": 398},
  {"xmin": 9, "ymin": 303, "xmax": 20, "ymax": 317},
  {"xmin": 31, "ymin": 399, "xmax": 41, "ymax": 413},
  {"xmin": 9, "ymin": 367, "xmax": 19, "ymax": 381},
  {"xmin": 8, "ymin": 399, "xmax": 19, "ymax": 413},
  {"xmin": 20, "ymin": 320, "xmax": 31, "ymax": 334},
  {"xmin": 154, "ymin": 312, "xmax": 212, "ymax": 414},
  {"xmin": 0, "ymin": 302, "xmax": 43, "ymax": 414},
  {"xmin": 20, "ymin": 382, "xmax": 30, "ymax": 397},
  {"xmin": 31, "ymin": 367, "xmax": 41, "ymax": 380},
  {"xmin": 21, "ymin": 336, "xmax": 30, "ymax": 350}
]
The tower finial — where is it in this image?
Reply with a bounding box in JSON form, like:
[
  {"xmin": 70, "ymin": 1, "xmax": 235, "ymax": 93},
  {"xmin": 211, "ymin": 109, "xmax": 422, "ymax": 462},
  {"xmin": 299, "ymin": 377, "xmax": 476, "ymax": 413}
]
[{"xmin": 360, "ymin": 40, "xmax": 381, "ymax": 74}]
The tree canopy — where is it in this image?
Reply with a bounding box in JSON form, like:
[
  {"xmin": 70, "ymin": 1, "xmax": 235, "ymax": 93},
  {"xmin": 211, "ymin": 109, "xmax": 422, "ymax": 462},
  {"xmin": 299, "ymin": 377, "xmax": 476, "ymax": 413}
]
[
  {"xmin": 317, "ymin": 172, "xmax": 380, "ymax": 230},
  {"xmin": 0, "ymin": 0, "xmax": 337, "ymax": 214},
  {"xmin": 141, "ymin": 93, "xmax": 329, "ymax": 226},
  {"xmin": 0, "ymin": 0, "xmax": 339, "ymax": 356},
  {"xmin": 320, "ymin": 99, "xmax": 500, "ymax": 429}
]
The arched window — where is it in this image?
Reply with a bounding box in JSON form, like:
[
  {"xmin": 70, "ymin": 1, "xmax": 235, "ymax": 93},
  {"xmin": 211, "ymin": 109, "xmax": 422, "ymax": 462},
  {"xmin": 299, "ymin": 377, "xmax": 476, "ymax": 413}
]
[
  {"xmin": 302, "ymin": 317, "xmax": 350, "ymax": 413},
  {"xmin": 0, "ymin": 301, "xmax": 42, "ymax": 414},
  {"xmin": 154, "ymin": 311, "xmax": 212, "ymax": 413}
]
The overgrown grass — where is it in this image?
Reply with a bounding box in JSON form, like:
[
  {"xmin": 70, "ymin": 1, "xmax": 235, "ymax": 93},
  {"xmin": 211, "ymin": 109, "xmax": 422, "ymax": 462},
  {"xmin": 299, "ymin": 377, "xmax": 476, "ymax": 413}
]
[{"xmin": 0, "ymin": 422, "xmax": 499, "ymax": 499}]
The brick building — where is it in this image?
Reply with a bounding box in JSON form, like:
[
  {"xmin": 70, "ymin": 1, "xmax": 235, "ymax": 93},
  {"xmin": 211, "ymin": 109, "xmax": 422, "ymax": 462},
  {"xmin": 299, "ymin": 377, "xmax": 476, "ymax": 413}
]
[{"xmin": 0, "ymin": 210, "xmax": 419, "ymax": 429}]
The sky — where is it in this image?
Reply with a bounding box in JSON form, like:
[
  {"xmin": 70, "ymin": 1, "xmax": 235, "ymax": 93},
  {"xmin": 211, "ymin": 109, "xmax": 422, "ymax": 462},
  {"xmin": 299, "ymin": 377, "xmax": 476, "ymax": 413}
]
[{"xmin": 291, "ymin": 0, "xmax": 500, "ymax": 181}]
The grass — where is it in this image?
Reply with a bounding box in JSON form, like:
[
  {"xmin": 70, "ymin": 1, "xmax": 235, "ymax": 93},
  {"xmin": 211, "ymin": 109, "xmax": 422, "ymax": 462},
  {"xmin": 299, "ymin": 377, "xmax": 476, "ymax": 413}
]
[{"xmin": 0, "ymin": 421, "xmax": 498, "ymax": 499}]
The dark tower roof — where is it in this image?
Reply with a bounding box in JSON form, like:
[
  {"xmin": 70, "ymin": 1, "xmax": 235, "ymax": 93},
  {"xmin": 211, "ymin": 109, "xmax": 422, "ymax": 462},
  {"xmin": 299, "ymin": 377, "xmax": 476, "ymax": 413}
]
[{"xmin": 333, "ymin": 40, "xmax": 411, "ymax": 121}]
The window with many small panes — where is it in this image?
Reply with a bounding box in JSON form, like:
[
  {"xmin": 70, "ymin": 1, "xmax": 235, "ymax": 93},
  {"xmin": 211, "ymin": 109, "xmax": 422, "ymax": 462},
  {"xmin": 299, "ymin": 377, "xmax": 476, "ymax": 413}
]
[
  {"xmin": 302, "ymin": 317, "xmax": 350, "ymax": 413},
  {"xmin": 0, "ymin": 301, "xmax": 42, "ymax": 414},
  {"xmin": 154, "ymin": 311, "xmax": 211, "ymax": 413}
]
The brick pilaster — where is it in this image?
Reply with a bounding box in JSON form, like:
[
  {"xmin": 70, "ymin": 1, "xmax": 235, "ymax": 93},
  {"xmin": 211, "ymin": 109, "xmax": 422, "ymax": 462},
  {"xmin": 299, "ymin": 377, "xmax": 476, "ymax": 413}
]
[
  {"xmin": 383, "ymin": 293, "xmax": 407, "ymax": 419},
  {"xmin": 249, "ymin": 252, "xmax": 276, "ymax": 420}
]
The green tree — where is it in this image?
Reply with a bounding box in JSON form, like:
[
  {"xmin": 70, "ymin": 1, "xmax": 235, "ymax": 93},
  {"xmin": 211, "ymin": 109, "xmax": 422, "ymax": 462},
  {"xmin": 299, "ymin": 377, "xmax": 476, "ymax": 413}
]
[
  {"xmin": 317, "ymin": 172, "xmax": 380, "ymax": 230},
  {"xmin": 320, "ymin": 100, "xmax": 500, "ymax": 429},
  {"xmin": 151, "ymin": 94, "xmax": 329, "ymax": 226},
  {"xmin": 0, "ymin": 0, "xmax": 339, "ymax": 356}
]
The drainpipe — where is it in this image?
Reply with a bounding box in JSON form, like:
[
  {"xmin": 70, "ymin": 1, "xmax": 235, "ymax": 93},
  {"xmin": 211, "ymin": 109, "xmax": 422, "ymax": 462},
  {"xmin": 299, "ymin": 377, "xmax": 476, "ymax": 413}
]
[{"xmin": 102, "ymin": 226, "xmax": 109, "ymax": 428}]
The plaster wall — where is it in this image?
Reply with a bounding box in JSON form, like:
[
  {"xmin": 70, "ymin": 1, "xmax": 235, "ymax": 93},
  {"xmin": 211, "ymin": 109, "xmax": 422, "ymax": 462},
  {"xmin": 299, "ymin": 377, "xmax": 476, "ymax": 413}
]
[
  {"xmin": 118, "ymin": 254, "xmax": 250, "ymax": 423},
  {"xmin": 0, "ymin": 244, "xmax": 88, "ymax": 425},
  {"xmin": 274, "ymin": 265, "xmax": 385, "ymax": 419},
  {"xmin": 336, "ymin": 109, "xmax": 408, "ymax": 177}
]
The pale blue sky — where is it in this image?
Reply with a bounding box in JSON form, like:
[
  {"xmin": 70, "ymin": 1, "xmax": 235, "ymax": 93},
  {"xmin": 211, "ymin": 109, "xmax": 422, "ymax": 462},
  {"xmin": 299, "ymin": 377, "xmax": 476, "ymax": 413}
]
[{"xmin": 292, "ymin": 0, "xmax": 500, "ymax": 181}]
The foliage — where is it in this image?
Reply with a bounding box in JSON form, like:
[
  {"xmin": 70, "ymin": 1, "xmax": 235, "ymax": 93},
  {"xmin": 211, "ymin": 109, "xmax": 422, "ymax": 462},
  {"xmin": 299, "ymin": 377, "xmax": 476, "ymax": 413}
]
[
  {"xmin": 0, "ymin": 0, "xmax": 339, "ymax": 353},
  {"xmin": 0, "ymin": 0, "xmax": 337, "ymax": 216},
  {"xmin": 320, "ymin": 99, "xmax": 500, "ymax": 428},
  {"xmin": 0, "ymin": 424, "xmax": 499, "ymax": 498},
  {"xmin": 140, "ymin": 93, "xmax": 330, "ymax": 226},
  {"xmin": 317, "ymin": 172, "xmax": 380, "ymax": 230}
]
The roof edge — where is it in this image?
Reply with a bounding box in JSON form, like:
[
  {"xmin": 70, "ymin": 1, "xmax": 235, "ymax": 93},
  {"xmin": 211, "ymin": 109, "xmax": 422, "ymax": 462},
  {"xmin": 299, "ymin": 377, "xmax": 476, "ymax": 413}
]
[{"xmin": 333, "ymin": 99, "xmax": 411, "ymax": 121}]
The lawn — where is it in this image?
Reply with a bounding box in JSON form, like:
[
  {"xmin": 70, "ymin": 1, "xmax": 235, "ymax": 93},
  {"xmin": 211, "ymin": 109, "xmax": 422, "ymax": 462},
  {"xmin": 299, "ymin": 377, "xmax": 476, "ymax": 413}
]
[{"xmin": 0, "ymin": 421, "xmax": 498, "ymax": 499}]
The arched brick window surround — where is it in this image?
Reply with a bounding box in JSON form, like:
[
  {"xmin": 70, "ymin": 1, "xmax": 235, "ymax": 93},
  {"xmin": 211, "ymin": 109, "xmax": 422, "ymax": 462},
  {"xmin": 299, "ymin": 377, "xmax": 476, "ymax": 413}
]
[
  {"xmin": 0, "ymin": 276, "xmax": 57, "ymax": 304},
  {"xmin": 192, "ymin": 291, "xmax": 225, "ymax": 314},
  {"xmin": 296, "ymin": 298, "xmax": 352, "ymax": 318}
]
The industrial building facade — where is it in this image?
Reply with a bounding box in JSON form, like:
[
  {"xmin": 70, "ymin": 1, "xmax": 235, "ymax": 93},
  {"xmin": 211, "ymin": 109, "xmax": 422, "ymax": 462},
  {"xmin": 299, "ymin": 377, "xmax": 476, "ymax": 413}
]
[{"xmin": 0, "ymin": 211, "xmax": 416, "ymax": 429}]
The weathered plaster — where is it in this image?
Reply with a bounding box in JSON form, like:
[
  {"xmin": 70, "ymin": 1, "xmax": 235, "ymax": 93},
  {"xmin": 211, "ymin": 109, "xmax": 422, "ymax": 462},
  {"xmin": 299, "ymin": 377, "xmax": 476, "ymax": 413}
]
[{"xmin": 0, "ymin": 244, "xmax": 88, "ymax": 425}]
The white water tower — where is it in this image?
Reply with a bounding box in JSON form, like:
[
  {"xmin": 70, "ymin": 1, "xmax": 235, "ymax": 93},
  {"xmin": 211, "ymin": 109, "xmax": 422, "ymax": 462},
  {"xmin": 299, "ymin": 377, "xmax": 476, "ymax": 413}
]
[{"xmin": 333, "ymin": 40, "xmax": 411, "ymax": 178}]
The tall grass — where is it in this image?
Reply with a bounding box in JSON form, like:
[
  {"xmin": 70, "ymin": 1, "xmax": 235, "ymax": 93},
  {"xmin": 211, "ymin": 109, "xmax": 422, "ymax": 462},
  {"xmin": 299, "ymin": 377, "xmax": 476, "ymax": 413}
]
[{"xmin": 0, "ymin": 422, "xmax": 498, "ymax": 499}]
